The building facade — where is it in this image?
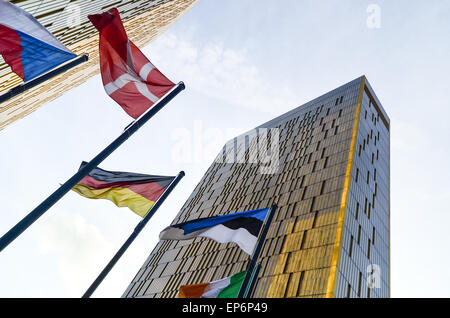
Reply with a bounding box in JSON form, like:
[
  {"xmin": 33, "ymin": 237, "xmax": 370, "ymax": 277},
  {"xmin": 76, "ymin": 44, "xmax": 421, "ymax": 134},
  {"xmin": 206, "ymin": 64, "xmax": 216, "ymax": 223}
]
[
  {"xmin": 0, "ymin": 0, "xmax": 198, "ymax": 130},
  {"xmin": 123, "ymin": 76, "xmax": 390, "ymax": 298}
]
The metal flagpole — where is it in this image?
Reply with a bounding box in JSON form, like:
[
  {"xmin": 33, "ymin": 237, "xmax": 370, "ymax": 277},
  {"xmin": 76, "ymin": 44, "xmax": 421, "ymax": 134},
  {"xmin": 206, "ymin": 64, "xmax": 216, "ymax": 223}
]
[
  {"xmin": 0, "ymin": 81, "xmax": 185, "ymax": 253},
  {"xmin": 0, "ymin": 54, "xmax": 89, "ymax": 104},
  {"xmin": 82, "ymin": 170, "xmax": 185, "ymax": 298},
  {"xmin": 237, "ymin": 204, "xmax": 278, "ymax": 298},
  {"xmin": 245, "ymin": 263, "xmax": 262, "ymax": 298}
]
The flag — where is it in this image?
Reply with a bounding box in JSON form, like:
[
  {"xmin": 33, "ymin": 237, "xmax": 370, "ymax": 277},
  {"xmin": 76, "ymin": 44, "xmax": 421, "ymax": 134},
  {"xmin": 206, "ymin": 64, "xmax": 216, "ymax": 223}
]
[
  {"xmin": 179, "ymin": 271, "xmax": 246, "ymax": 298},
  {"xmin": 71, "ymin": 162, "xmax": 174, "ymax": 217},
  {"xmin": 88, "ymin": 8, "xmax": 175, "ymax": 119},
  {"xmin": 0, "ymin": 0, "xmax": 76, "ymax": 82},
  {"xmin": 159, "ymin": 208, "xmax": 270, "ymax": 255}
]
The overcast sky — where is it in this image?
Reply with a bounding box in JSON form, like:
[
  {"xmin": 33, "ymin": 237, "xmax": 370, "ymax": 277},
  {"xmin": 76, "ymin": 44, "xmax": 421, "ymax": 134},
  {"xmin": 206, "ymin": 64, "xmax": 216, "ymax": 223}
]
[{"xmin": 1, "ymin": 0, "xmax": 450, "ymax": 298}]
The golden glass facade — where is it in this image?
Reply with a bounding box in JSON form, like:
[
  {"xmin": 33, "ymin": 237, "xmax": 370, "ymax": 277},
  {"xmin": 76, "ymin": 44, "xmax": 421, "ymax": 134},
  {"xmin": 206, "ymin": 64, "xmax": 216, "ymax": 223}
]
[
  {"xmin": 123, "ymin": 76, "xmax": 390, "ymax": 298},
  {"xmin": 0, "ymin": 0, "xmax": 198, "ymax": 130}
]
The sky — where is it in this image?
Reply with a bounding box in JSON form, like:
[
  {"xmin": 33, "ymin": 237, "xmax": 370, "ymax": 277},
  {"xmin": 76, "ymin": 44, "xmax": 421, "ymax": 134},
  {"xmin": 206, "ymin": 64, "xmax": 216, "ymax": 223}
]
[{"xmin": 1, "ymin": 0, "xmax": 450, "ymax": 298}]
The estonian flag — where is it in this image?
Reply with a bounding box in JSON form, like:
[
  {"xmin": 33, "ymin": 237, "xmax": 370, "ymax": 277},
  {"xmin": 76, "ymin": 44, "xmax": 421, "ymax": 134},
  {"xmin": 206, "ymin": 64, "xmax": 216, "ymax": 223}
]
[
  {"xmin": 178, "ymin": 271, "xmax": 246, "ymax": 298},
  {"xmin": 159, "ymin": 208, "xmax": 270, "ymax": 255},
  {"xmin": 71, "ymin": 162, "xmax": 174, "ymax": 217}
]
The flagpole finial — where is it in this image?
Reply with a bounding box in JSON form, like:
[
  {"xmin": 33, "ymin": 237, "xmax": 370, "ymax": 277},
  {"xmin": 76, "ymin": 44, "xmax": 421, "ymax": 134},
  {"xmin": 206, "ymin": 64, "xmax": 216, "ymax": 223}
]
[{"xmin": 178, "ymin": 81, "xmax": 185, "ymax": 90}]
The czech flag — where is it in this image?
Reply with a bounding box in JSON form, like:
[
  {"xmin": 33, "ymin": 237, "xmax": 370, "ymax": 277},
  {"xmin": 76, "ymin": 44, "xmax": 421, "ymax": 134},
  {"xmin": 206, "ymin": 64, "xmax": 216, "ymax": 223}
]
[
  {"xmin": 88, "ymin": 8, "xmax": 175, "ymax": 119},
  {"xmin": 0, "ymin": 0, "xmax": 76, "ymax": 82},
  {"xmin": 179, "ymin": 271, "xmax": 247, "ymax": 298},
  {"xmin": 71, "ymin": 162, "xmax": 175, "ymax": 218},
  {"xmin": 159, "ymin": 208, "xmax": 270, "ymax": 255}
]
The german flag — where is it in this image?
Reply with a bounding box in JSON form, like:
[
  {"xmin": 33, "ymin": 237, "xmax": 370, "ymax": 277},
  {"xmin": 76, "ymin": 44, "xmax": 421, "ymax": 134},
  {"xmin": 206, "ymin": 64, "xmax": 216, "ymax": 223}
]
[{"xmin": 71, "ymin": 162, "xmax": 174, "ymax": 217}]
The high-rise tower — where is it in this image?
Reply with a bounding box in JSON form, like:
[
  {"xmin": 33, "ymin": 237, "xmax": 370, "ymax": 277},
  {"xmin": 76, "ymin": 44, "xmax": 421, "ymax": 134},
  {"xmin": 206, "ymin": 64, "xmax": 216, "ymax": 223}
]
[
  {"xmin": 0, "ymin": 0, "xmax": 198, "ymax": 130},
  {"xmin": 124, "ymin": 76, "xmax": 390, "ymax": 298}
]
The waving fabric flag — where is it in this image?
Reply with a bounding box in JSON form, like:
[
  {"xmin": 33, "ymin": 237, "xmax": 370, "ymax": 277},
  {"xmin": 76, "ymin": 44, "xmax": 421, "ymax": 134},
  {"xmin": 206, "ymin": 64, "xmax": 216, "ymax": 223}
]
[
  {"xmin": 71, "ymin": 162, "xmax": 175, "ymax": 217},
  {"xmin": 179, "ymin": 271, "xmax": 246, "ymax": 298},
  {"xmin": 0, "ymin": 0, "xmax": 76, "ymax": 82},
  {"xmin": 88, "ymin": 8, "xmax": 175, "ymax": 119},
  {"xmin": 159, "ymin": 208, "xmax": 270, "ymax": 255}
]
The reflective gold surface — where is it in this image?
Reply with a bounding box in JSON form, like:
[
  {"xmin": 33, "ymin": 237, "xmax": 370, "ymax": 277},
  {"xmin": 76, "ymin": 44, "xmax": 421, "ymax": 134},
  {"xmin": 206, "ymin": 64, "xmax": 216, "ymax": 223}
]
[{"xmin": 124, "ymin": 76, "xmax": 390, "ymax": 298}]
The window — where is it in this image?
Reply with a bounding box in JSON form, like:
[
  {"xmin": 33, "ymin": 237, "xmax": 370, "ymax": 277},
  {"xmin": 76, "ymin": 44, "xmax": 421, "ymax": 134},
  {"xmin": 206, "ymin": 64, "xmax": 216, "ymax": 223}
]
[
  {"xmin": 357, "ymin": 272, "xmax": 362, "ymax": 297},
  {"xmin": 367, "ymin": 171, "xmax": 370, "ymax": 184},
  {"xmin": 310, "ymin": 197, "xmax": 316, "ymax": 212},
  {"xmin": 334, "ymin": 125, "xmax": 339, "ymax": 135},
  {"xmin": 355, "ymin": 168, "xmax": 359, "ymax": 182},
  {"xmin": 335, "ymin": 98, "xmax": 339, "ymax": 105},
  {"xmin": 359, "ymin": 145, "xmax": 362, "ymax": 157},
  {"xmin": 320, "ymin": 180, "xmax": 326, "ymax": 195},
  {"xmin": 339, "ymin": 96, "xmax": 344, "ymax": 104},
  {"xmin": 357, "ymin": 225, "xmax": 362, "ymax": 244},
  {"xmin": 347, "ymin": 284, "xmax": 351, "ymax": 298},
  {"xmin": 301, "ymin": 186, "xmax": 307, "ymax": 200},
  {"xmin": 368, "ymin": 239, "xmax": 371, "ymax": 259},
  {"xmin": 324, "ymin": 156, "xmax": 329, "ymax": 168},
  {"xmin": 372, "ymin": 226, "xmax": 376, "ymax": 244},
  {"xmin": 349, "ymin": 235, "xmax": 354, "ymax": 257},
  {"xmin": 338, "ymin": 109, "xmax": 343, "ymax": 117},
  {"xmin": 299, "ymin": 175, "xmax": 305, "ymax": 188},
  {"xmin": 356, "ymin": 203, "xmax": 359, "ymax": 220}
]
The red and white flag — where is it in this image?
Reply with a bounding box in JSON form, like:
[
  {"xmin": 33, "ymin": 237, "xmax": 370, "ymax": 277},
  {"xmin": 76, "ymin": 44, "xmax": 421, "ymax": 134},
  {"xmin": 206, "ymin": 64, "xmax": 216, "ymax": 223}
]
[{"xmin": 88, "ymin": 8, "xmax": 175, "ymax": 119}]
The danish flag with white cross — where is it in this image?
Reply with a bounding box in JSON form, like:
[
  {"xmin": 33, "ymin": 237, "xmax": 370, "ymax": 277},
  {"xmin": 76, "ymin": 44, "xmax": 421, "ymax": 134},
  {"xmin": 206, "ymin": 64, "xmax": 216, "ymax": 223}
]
[{"xmin": 88, "ymin": 8, "xmax": 175, "ymax": 119}]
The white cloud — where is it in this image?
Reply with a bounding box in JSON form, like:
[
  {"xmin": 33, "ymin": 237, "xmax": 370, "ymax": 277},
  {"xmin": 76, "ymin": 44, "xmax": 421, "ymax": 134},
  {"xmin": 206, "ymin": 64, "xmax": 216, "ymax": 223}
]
[
  {"xmin": 35, "ymin": 213, "xmax": 113, "ymax": 296},
  {"xmin": 146, "ymin": 32, "xmax": 299, "ymax": 114}
]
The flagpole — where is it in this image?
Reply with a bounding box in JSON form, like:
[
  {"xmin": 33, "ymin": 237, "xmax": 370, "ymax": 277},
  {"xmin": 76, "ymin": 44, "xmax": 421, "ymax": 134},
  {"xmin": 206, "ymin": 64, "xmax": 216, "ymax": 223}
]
[
  {"xmin": 82, "ymin": 170, "xmax": 185, "ymax": 298},
  {"xmin": 0, "ymin": 54, "xmax": 89, "ymax": 104},
  {"xmin": 0, "ymin": 81, "xmax": 185, "ymax": 253},
  {"xmin": 245, "ymin": 263, "xmax": 262, "ymax": 298},
  {"xmin": 237, "ymin": 204, "xmax": 277, "ymax": 298}
]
